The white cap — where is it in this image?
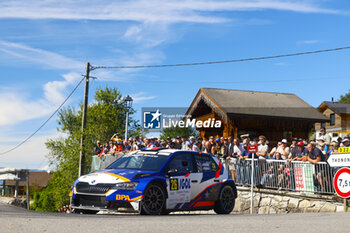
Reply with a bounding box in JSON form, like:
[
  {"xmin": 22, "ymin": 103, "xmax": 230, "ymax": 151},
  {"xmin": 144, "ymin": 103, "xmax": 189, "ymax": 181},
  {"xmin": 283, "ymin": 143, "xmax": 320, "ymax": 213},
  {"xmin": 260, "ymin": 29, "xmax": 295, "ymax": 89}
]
[
  {"xmin": 281, "ymin": 139, "xmax": 287, "ymax": 143},
  {"xmin": 342, "ymin": 137, "xmax": 350, "ymax": 143}
]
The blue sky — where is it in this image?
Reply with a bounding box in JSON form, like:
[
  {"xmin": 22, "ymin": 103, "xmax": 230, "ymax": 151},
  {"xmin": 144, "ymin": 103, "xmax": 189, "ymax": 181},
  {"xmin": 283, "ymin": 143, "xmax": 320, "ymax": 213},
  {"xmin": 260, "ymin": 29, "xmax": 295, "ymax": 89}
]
[{"xmin": 0, "ymin": 0, "xmax": 350, "ymax": 169}]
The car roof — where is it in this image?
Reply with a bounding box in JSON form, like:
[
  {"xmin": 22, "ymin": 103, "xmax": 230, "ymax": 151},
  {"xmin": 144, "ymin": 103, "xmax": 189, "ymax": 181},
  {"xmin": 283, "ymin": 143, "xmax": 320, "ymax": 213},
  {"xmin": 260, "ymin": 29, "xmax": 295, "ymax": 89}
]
[{"xmin": 133, "ymin": 148, "xmax": 215, "ymax": 158}]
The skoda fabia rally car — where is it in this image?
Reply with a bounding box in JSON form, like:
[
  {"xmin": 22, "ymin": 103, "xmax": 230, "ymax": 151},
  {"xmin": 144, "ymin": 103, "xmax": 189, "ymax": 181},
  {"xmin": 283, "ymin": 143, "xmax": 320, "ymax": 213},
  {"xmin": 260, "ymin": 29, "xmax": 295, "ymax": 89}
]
[{"xmin": 70, "ymin": 148, "xmax": 237, "ymax": 215}]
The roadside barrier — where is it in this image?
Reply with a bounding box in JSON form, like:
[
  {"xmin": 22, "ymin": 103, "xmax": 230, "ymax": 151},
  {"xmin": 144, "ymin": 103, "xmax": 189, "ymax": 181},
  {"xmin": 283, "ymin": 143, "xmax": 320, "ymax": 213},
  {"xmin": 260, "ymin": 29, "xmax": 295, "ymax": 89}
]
[
  {"xmin": 221, "ymin": 158, "xmax": 336, "ymax": 195},
  {"xmin": 90, "ymin": 153, "xmax": 122, "ymax": 172}
]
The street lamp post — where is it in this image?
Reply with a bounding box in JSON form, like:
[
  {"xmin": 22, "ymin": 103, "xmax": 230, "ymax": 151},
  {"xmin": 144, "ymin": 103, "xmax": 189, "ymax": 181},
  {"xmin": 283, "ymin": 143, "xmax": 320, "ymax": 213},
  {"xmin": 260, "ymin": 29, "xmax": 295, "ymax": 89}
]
[{"xmin": 124, "ymin": 95, "xmax": 133, "ymax": 141}]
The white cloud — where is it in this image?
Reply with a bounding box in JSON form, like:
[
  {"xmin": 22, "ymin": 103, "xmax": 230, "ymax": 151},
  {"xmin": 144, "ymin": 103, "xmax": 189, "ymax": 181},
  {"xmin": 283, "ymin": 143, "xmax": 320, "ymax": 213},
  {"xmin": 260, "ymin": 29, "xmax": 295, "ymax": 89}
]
[
  {"xmin": 0, "ymin": 132, "xmax": 56, "ymax": 169},
  {"xmin": 0, "ymin": 40, "xmax": 84, "ymax": 70},
  {"xmin": 131, "ymin": 92, "xmax": 157, "ymax": 103},
  {"xmin": 43, "ymin": 72, "xmax": 81, "ymax": 105},
  {"xmin": 0, "ymin": 42, "xmax": 93, "ymax": 125},
  {"xmin": 0, "ymin": 91, "xmax": 53, "ymax": 126},
  {"xmin": 0, "ymin": 1, "xmax": 340, "ymax": 23},
  {"xmin": 123, "ymin": 22, "xmax": 175, "ymax": 48},
  {"xmin": 0, "ymin": 40, "xmax": 161, "ymax": 126},
  {"xmin": 297, "ymin": 40, "xmax": 320, "ymax": 44}
]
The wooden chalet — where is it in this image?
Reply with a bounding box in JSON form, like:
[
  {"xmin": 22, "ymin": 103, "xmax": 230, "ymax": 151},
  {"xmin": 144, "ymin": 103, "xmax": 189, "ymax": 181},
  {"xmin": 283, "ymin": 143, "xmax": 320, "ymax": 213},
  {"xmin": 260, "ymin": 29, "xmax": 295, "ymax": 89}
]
[
  {"xmin": 185, "ymin": 88, "xmax": 329, "ymax": 142},
  {"xmin": 315, "ymin": 101, "xmax": 350, "ymax": 139}
]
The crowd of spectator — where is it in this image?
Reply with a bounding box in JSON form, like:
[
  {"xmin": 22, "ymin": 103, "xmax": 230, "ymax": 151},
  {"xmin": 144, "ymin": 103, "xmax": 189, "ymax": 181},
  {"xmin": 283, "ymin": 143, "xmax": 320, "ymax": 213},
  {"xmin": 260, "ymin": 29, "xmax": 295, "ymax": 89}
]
[
  {"xmin": 58, "ymin": 205, "xmax": 74, "ymax": 214},
  {"xmin": 93, "ymin": 127, "xmax": 350, "ymax": 192},
  {"xmin": 95, "ymin": 128, "xmax": 349, "ymax": 159}
]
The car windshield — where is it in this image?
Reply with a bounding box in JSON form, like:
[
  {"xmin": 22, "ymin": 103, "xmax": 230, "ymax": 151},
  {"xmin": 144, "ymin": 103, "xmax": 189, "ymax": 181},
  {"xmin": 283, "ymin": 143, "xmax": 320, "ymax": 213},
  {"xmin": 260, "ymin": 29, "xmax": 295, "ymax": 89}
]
[{"xmin": 106, "ymin": 153, "xmax": 169, "ymax": 171}]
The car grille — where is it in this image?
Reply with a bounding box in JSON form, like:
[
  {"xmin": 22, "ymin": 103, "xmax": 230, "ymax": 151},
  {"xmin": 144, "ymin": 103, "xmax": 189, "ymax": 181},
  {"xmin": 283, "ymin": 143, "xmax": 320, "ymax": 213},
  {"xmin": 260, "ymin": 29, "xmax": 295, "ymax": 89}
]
[
  {"xmin": 74, "ymin": 194, "xmax": 108, "ymax": 208},
  {"xmin": 76, "ymin": 182, "xmax": 115, "ymax": 194}
]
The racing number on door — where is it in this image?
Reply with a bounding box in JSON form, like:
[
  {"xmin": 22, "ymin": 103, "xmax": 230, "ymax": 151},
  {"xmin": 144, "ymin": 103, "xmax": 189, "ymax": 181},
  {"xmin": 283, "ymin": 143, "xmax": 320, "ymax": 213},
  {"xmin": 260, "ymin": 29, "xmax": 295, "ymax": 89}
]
[{"xmin": 170, "ymin": 178, "xmax": 178, "ymax": 191}]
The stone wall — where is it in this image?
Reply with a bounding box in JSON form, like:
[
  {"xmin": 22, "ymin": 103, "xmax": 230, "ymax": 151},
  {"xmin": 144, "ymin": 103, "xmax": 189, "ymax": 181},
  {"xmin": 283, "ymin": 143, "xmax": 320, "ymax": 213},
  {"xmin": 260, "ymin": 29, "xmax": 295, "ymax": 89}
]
[
  {"xmin": 234, "ymin": 187, "xmax": 346, "ymax": 214},
  {"xmin": 0, "ymin": 197, "xmax": 27, "ymax": 209}
]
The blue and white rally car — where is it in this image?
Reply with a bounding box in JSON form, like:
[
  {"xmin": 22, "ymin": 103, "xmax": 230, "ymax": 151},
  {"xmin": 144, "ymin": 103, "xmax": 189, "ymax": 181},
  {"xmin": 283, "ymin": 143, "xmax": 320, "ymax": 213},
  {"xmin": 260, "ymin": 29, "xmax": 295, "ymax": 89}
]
[{"xmin": 70, "ymin": 148, "xmax": 237, "ymax": 215}]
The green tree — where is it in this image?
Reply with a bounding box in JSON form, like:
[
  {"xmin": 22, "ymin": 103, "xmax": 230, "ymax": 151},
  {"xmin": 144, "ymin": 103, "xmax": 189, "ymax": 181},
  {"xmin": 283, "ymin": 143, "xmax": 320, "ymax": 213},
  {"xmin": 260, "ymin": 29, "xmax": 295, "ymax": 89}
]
[
  {"xmin": 339, "ymin": 89, "xmax": 350, "ymax": 103},
  {"xmin": 31, "ymin": 87, "xmax": 142, "ymax": 212},
  {"xmin": 160, "ymin": 126, "xmax": 198, "ymax": 141}
]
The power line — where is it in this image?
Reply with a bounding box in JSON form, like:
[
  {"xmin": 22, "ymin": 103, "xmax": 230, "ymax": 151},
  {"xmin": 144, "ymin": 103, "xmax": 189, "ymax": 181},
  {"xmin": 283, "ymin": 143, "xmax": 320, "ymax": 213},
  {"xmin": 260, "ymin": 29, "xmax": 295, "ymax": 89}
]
[
  {"xmin": 0, "ymin": 76, "xmax": 85, "ymax": 157},
  {"xmin": 91, "ymin": 46, "xmax": 350, "ymax": 70},
  {"xmin": 2, "ymin": 45, "xmax": 350, "ymax": 156},
  {"xmin": 145, "ymin": 75, "xmax": 350, "ymax": 85}
]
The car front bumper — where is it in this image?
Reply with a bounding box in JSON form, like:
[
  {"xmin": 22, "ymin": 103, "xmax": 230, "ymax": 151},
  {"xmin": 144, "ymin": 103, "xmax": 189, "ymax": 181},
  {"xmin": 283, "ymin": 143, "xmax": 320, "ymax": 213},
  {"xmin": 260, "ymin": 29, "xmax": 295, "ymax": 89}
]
[{"xmin": 70, "ymin": 193, "xmax": 142, "ymax": 213}]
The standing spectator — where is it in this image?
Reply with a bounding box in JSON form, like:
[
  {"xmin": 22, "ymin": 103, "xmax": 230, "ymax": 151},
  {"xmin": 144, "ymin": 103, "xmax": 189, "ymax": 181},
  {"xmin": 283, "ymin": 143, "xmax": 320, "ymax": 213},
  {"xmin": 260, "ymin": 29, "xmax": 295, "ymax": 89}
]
[
  {"xmin": 341, "ymin": 136, "xmax": 350, "ymax": 147},
  {"xmin": 289, "ymin": 141, "xmax": 306, "ymax": 161},
  {"xmin": 197, "ymin": 138, "xmax": 203, "ymax": 151},
  {"xmin": 166, "ymin": 137, "xmax": 172, "ymax": 148},
  {"xmin": 95, "ymin": 141, "xmax": 102, "ymax": 155},
  {"xmin": 303, "ymin": 143, "xmax": 325, "ymax": 163},
  {"xmin": 328, "ymin": 141, "xmax": 338, "ymax": 154},
  {"xmin": 175, "ymin": 136, "xmax": 182, "ymax": 149},
  {"xmin": 303, "ymin": 143, "xmax": 326, "ymax": 191},
  {"xmin": 209, "ymin": 136, "xmax": 215, "ymax": 148},
  {"xmin": 290, "ymin": 138, "xmax": 298, "ymax": 150},
  {"xmin": 122, "ymin": 141, "xmax": 129, "ymax": 152},
  {"xmin": 169, "ymin": 142, "xmax": 176, "ymax": 149},
  {"xmin": 211, "ymin": 142, "xmax": 218, "ymax": 155},
  {"xmin": 111, "ymin": 133, "xmax": 121, "ymax": 142},
  {"xmin": 108, "ymin": 141, "xmax": 116, "ymax": 155},
  {"xmin": 203, "ymin": 141, "xmax": 211, "ymax": 153},
  {"xmin": 319, "ymin": 127, "xmax": 332, "ymax": 146},
  {"xmin": 302, "ymin": 138, "xmax": 308, "ymax": 146},
  {"xmin": 240, "ymin": 134, "xmax": 250, "ymax": 146},
  {"xmin": 181, "ymin": 136, "xmax": 188, "ymax": 150},
  {"xmin": 103, "ymin": 141, "xmax": 110, "ymax": 154},
  {"xmin": 270, "ymin": 139, "xmax": 289, "ymax": 160},
  {"xmin": 192, "ymin": 141, "xmax": 200, "ymax": 152},
  {"xmin": 257, "ymin": 135, "xmax": 268, "ymax": 159},
  {"xmin": 215, "ymin": 138, "xmax": 222, "ymax": 157},
  {"xmin": 225, "ymin": 137, "xmax": 237, "ymax": 182},
  {"xmin": 221, "ymin": 138, "xmax": 229, "ymax": 157},
  {"xmin": 237, "ymin": 143, "xmax": 254, "ymax": 185},
  {"xmin": 132, "ymin": 139, "xmax": 138, "ymax": 151},
  {"xmin": 189, "ymin": 136, "xmax": 196, "ymax": 146}
]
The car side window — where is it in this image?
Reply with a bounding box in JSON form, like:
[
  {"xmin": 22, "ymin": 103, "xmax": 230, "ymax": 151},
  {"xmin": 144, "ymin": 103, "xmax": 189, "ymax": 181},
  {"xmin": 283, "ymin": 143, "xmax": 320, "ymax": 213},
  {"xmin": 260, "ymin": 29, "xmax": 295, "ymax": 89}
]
[
  {"xmin": 195, "ymin": 154, "xmax": 218, "ymax": 173},
  {"xmin": 167, "ymin": 153, "xmax": 195, "ymax": 174}
]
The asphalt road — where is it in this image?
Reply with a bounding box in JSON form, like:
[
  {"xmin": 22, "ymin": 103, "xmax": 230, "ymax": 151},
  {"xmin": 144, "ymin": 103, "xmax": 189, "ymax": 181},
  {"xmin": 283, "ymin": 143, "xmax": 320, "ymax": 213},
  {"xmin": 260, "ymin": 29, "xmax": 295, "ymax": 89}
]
[{"xmin": 0, "ymin": 202, "xmax": 349, "ymax": 233}]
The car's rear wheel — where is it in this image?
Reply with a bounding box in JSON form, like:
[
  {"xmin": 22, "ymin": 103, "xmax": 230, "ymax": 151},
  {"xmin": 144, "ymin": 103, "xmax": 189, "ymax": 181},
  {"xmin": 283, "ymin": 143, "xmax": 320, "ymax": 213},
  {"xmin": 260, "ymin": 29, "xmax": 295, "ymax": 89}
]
[
  {"xmin": 140, "ymin": 184, "xmax": 166, "ymax": 215},
  {"xmin": 214, "ymin": 185, "xmax": 235, "ymax": 214}
]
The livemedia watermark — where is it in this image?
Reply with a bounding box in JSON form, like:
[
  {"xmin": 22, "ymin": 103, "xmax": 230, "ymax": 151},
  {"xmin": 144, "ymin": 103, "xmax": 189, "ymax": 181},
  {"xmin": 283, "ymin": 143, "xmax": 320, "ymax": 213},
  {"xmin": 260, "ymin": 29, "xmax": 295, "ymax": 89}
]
[{"xmin": 142, "ymin": 107, "xmax": 222, "ymax": 131}]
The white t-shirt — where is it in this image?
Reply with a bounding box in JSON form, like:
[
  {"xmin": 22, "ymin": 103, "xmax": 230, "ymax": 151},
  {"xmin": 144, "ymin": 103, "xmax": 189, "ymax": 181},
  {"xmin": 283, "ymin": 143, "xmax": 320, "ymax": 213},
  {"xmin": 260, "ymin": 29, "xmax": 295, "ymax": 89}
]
[
  {"xmin": 233, "ymin": 145, "xmax": 243, "ymax": 156},
  {"xmin": 258, "ymin": 144, "xmax": 268, "ymax": 154},
  {"xmin": 258, "ymin": 144, "xmax": 268, "ymax": 158},
  {"xmin": 276, "ymin": 146, "xmax": 290, "ymax": 160}
]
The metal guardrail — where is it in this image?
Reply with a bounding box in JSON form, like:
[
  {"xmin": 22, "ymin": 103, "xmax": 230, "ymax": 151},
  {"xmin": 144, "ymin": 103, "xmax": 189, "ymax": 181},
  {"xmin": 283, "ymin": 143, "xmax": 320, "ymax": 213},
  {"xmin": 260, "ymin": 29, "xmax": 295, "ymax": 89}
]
[
  {"xmin": 221, "ymin": 158, "xmax": 337, "ymax": 195},
  {"xmin": 90, "ymin": 153, "xmax": 123, "ymax": 172}
]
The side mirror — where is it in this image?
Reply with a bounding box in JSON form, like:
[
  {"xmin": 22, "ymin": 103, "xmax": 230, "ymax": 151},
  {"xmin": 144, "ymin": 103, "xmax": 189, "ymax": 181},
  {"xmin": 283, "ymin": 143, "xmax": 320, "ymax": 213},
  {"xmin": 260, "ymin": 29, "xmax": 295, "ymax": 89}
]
[{"xmin": 167, "ymin": 168, "xmax": 178, "ymax": 175}]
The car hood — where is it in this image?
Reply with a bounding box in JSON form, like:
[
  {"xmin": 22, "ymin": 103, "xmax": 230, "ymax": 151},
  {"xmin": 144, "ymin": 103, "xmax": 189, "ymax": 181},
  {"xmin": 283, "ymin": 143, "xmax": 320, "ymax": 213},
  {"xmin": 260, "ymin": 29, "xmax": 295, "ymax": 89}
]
[{"xmin": 77, "ymin": 169, "xmax": 157, "ymax": 185}]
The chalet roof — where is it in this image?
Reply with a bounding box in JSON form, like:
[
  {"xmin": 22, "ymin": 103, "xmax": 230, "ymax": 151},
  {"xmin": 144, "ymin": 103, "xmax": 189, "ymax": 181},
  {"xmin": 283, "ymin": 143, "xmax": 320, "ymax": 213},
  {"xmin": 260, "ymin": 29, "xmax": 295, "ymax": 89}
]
[
  {"xmin": 187, "ymin": 88, "xmax": 328, "ymax": 121},
  {"xmin": 4, "ymin": 171, "xmax": 51, "ymax": 187},
  {"xmin": 319, "ymin": 101, "xmax": 350, "ymax": 114}
]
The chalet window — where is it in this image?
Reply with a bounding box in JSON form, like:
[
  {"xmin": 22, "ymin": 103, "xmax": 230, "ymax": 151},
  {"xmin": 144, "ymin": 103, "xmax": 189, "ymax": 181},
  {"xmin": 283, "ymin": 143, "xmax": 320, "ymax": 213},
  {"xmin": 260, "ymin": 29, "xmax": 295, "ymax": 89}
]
[
  {"xmin": 321, "ymin": 122, "xmax": 326, "ymax": 128},
  {"xmin": 330, "ymin": 113, "xmax": 335, "ymax": 126}
]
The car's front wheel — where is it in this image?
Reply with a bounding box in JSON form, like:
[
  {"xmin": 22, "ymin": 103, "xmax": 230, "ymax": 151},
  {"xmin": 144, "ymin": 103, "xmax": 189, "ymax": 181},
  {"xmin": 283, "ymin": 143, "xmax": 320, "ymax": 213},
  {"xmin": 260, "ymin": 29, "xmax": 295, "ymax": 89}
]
[
  {"xmin": 140, "ymin": 183, "xmax": 166, "ymax": 215},
  {"xmin": 214, "ymin": 185, "xmax": 235, "ymax": 214}
]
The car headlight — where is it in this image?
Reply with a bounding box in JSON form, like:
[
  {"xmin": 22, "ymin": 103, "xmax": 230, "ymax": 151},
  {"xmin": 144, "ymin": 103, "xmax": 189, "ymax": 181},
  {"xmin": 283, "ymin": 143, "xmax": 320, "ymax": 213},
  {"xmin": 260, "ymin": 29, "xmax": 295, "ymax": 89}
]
[{"xmin": 114, "ymin": 182, "xmax": 138, "ymax": 190}]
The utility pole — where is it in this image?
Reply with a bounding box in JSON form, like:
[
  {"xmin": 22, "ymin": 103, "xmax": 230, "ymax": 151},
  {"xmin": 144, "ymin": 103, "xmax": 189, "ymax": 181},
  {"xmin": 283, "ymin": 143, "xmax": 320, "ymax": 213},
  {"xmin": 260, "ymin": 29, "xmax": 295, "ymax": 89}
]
[
  {"xmin": 26, "ymin": 170, "xmax": 30, "ymax": 210},
  {"xmin": 79, "ymin": 62, "xmax": 90, "ymax": 177},
  {"xmin": 125, "ymin": 110, "xmax": 129, "ymax": 141}
]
